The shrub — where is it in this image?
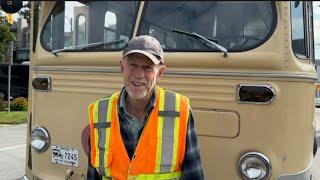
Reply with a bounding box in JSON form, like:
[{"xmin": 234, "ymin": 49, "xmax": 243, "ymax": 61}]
[
  {"xmin": 10, "ymin": 97, "xmax": 28, "ymax": 111},
  {"xmin": 0, "ymin": 99, "xmax": 7, "ymax": 111},
  {"xmin": 0, "ymin": 93, "xmax": 7, "ymax": 111}
]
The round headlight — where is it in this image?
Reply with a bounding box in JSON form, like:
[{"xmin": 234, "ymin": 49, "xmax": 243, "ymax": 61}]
[
  {"xmin": 30, "ymin": 127, "xmax": 50, "ymax": 152},
  {"xmin": 238, "ymin": 152, "xmax": 271, "ymax": 180}
]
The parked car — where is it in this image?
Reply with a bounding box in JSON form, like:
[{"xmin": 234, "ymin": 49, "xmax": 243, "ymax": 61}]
[
  {"xmin": 316, "ymin": 97, "xmax": 320, "ymax": 108},
  {"xmin": 0, "ymin": 64, "xmax": 29, "ymax": 100}
]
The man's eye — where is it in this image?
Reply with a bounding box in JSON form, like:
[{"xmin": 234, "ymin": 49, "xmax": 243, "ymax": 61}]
[{"xmin": 144, "ymin": 67, "xmax": 153, "ymax": 72}]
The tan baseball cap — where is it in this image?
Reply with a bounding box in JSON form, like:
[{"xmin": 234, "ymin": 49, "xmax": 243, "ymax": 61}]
[{"xmin": 122, "ymin": 35, "xmax": 164, "ymax": 64}]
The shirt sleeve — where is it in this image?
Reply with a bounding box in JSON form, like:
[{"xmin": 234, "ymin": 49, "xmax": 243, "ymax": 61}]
[{"xmin": 181, "ymin": 109, "xmax": 205, "ymax": 180}]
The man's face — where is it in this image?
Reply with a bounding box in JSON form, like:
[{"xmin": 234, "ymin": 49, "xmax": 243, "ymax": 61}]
[{"xmin": 121, "ymin": 53, "xmax": 166, "ymax": 101}]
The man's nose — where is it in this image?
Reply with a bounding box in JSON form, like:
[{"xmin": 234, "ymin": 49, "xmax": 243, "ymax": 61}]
[{"xmin": 133, "ymin": 67, "xmax": 145, "ymax": 79}]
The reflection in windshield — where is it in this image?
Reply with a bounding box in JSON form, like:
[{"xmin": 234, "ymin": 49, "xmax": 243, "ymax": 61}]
[
  {"xmin": 41, "ymin": 1, "xmax": 139, "ymax": 51},
  {"xmin": 138, "ymin": 1, "xmax": 276, "ymax": 52}
]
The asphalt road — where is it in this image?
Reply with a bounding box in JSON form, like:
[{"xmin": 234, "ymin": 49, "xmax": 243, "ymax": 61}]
[
  {"xmin": 0, "ymin": 110, "xmax": 320, "ymax": 180},
  {"xmin": 0, "ymin": 124, "xmax": 26, "ymax": 180}
]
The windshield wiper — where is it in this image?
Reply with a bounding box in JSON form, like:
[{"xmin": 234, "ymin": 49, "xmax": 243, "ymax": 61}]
[
  {"xmin": 51, "ymin": 39, "xmax": 126, "ymax": 56},
  {"xmin": 172, "ymin": 28, "xmax": 228, "ymax": 58}
]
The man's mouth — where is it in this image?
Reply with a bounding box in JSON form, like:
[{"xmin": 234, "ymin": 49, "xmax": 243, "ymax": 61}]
[{"xmin": 131, "ymin": 81, "xmax": 145, "ymax": 87}]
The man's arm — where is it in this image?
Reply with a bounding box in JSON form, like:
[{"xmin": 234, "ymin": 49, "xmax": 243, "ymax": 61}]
[{"xmin": 181, "ymin": 110, "xmax": 205, "ymax": 180}]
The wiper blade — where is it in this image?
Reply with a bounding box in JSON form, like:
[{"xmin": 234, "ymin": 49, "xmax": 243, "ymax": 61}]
[
  {"xmin": 51, "ymin": 42, "xmax": 105, "ymax": 56},
  {"xmin": 81, "ymin": 39, "xmax": 126, "ymax": 50},
  {"xmin": 172, "ymin": 28, "xmax": 228, "ymax": 58},
  {"xmin": 172, "ymin": 28, "xmax": 218, "ymax": 43},
  {"xmin": 51, "ymin": 47, "xmax": 75, "ymax": 56},
  {"xmin": 51, "ymin": 39, "xmax": 126, "ymax": 56}
]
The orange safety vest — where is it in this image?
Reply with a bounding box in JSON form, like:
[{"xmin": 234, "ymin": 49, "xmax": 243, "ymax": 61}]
[{"xmin": 88, "ymin": 87, "xmax": 190, "ymax": 179}]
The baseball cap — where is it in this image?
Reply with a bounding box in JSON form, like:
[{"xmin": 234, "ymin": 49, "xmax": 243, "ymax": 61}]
[{"xmin": 122, "ymin": 35, "xmax": 164, "ymax": 64}]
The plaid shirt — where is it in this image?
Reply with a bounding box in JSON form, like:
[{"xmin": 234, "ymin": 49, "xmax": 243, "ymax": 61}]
[{"xmin": 87, "ymin": 87, "xmax": 204, "ymax": 180}]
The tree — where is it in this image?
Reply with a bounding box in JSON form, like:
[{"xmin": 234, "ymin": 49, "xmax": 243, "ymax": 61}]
[
  {"xmin": 0, "ymin": 15, "xmax": 16, "ymax": 63},
  {"xmin": 18, "ymin": 1, "xmax": 30, "ymax": 26}
]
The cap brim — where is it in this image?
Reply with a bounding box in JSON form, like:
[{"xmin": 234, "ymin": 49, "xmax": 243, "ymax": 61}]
[{"xmin": 123, "ymin": 50, "xmax": 160, "ymax": 65}]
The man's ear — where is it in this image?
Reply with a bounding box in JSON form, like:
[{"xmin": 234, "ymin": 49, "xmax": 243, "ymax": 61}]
[{"xmin": 157, "ymin": 65, "xmax": 166, "ymax": 80}]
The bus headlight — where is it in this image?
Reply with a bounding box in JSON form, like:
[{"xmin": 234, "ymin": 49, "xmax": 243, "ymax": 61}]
[
  {"xmin": 30, "ymin": 127, "xmax": 50, "ymax": 152},
  {"xmin": 238, "ymin": 152, "xmax": 271, "ymax": 180}
]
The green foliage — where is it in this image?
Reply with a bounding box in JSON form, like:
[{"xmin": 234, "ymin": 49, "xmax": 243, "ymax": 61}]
[
  {"xmin": 0, "ymin": 111, "xmax": 28, "ymax": 124},
  {"xmin": 0, "ymin": 93, "xmax": 7, "ymax": 111},
  {"xmin": 0, "ymin": 99, "xmax": 7, "ymax": 111},
  {"xmin": 10, "ymin": 97, "xmax": 28, "ymax": 111},
  {"xmin": 0, "ymin": 15, "xmax": 16, "ymax": 62}
]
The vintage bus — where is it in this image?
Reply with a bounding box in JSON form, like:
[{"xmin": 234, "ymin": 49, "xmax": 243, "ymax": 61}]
[{"xmin": 11, "ymin": 1, "xmax": 317, "ymax": 179}]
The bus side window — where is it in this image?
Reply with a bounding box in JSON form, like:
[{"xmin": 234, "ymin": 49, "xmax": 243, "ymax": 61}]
[
  {"xmin": 104, "ymin": 11, "xmax": 117, "ymax": 48},
  {"xmin": 75, "ymin": 15, "xmax": 87, "ymax": 46},
  {"xmin": 291, "ymin": 1, "xmax": 308, "ymax": 59}
]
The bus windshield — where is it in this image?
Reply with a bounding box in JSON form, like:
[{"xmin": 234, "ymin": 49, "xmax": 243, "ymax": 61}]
[
  {"xmin": 138, "ymin": 1, "xmax": 276, "ymax": 52},
  {"xmin": 41, "ymin": 1, "xmax": 276, "ymax": 53}
]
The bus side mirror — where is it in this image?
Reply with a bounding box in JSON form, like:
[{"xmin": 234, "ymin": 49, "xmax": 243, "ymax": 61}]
[{"xmin": 0, "ymin": 0, "xmax": 22, "ymax": 14}]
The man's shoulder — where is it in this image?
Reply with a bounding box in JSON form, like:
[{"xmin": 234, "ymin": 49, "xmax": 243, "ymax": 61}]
[
  {"xmin": 88, "ymin": 91, "xmax": 121, "ymax": 108},
  {"xmin": 162, "ymin": 88, "xmax": 189, "ymax": 101},
  {"xmin": 88, "ymin": 96, "xmax": 112, "ymax": 108}
]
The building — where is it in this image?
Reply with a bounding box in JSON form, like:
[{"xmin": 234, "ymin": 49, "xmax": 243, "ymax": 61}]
[{"xmin": 10, "ymin": 17, "xmax": 30, "ymax": 64}]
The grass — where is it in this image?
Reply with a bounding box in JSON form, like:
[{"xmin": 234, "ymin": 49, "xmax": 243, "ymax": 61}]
[{"xmin": 0, "ymin": 111, "xmax": 28, "ymax": 124}]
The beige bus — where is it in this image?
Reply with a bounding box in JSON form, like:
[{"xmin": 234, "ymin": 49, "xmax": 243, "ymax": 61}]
[{"xmin": 18, "ymin": 1, "xmax": 318, "ymax": 180}]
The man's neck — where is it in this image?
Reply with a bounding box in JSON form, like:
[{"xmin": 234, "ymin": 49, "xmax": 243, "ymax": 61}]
[{"xmin": 126, "ymin": 93, "xmax": 151, "ymax": 122}]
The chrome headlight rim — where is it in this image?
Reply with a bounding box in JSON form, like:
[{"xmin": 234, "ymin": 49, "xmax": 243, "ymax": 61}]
[
  {"xmin": 30, "ymin": 126, "xmax": 50, "ymax": 152},
  {"xmin": 238, "ymin": 151, "xmax": 272, "ymax": 180}
]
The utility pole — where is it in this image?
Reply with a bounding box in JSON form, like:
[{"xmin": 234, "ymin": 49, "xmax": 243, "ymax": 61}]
[{"xmin": 7, "ymin": 41, "xmax": 13, "ymax": 113}]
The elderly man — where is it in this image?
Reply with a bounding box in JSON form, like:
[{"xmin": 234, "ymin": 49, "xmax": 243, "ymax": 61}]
[{"xmin": 87, "ymin": 35, "xmax": 204, "ymax": 180}]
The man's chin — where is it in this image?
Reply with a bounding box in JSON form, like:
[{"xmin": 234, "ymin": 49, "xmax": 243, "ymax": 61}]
[{"xmin": 127, "ymin": 90, "xmax": 147, "ymax": 100}]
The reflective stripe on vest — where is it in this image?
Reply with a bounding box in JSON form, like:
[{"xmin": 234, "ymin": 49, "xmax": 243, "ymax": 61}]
[
  {"xmin": 128, "ymin": 171, "xmax": 182, "ymax": 180},
  {"xmin": 155, "ymin": 89, "xmax": 181, "ymax": 173},
  {"xmin": 89, "ymin": 93, "xmax": 120, "ymax": 177},
  {"xmin": 89, "ymin": 87, "xmax": 189, "ymax": 179}
]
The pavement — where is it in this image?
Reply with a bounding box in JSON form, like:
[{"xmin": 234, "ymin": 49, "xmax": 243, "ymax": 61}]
[{"xmin": 0, "ymin": 124, "xmax": 26, "ymax": 180}]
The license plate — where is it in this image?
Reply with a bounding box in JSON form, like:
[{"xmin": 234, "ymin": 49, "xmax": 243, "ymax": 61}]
[{"xmin": 52, "ymin": 145, "xmax": 79, "ymax": 167}]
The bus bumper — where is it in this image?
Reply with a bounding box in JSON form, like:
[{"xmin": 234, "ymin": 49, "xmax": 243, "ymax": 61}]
[{"xmin": 277, "ymin": 163, "xmax": 312, "ymax": 180}]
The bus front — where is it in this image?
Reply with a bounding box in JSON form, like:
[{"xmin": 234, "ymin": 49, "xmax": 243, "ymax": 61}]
[{"xmin": 25, "ymin": 1, "xmax": 317, "ymax": 179}]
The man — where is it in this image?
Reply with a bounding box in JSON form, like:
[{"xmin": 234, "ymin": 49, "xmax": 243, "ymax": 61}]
[{"xmin": 87, "ymin": 35, "xmax": 204, "ymax": 179}]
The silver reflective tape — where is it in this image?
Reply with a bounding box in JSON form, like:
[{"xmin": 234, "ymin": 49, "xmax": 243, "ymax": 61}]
[
  {"xmin": 99, "ymin": 166, "xmax": 106, "ymax": 177},
  {"xmin": 160, "ymin": 91, "xmax": 176, "ymax": 172},
  {"xmin": 164, "ymin": 91, "xmax": 176, "ymax": 112},
  {"xmin": 94, "ymin": 122, "xmax": 111, "ymax": 129},
  {"xmin": 158, "ymin": 111, "xmax": 180, "ymax": 117},
  {"xmin": 98, "ymin": 100, "xmax": 108, "ymax": 175}
]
